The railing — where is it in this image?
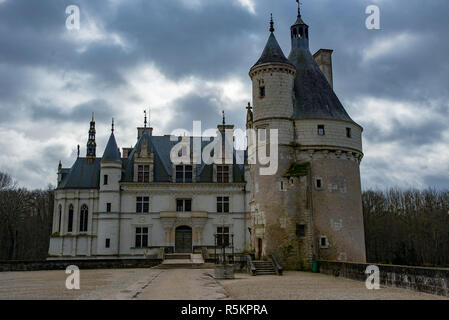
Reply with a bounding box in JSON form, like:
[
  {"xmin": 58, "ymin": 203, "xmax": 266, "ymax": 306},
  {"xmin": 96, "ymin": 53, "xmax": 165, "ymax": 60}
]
[
  {"xmin": 270, "ymin": 254, "xmax": 283, "ymax": 276},
  {"xmin": 246, "ymin": 255, "xmax": 257, "ymax": 276}
]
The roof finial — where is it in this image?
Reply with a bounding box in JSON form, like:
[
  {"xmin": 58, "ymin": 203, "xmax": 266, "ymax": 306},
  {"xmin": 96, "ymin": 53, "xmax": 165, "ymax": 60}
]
[
  {"xmin": 91, "ymin": 112, "xmax": 95, "ymax": 122},
  {"xmin": 296, "ymin": 0, "xmax": 302, "ymax": 18},
  {"xmin": 111, "ymin": 118, "xmax": 114, "ymax": 133},
  {"xmin": 222, "ymin": 110, "xmax": 226, "ymax": 126},
  {"xmin": 246, "ymin": 102, "xmax": 252, "ymax": 111},
  {"xmin": 144, "ymin": 110, "xmax": 147, "ymax": 128},
  {"xmin": 147, "ymin": 107, "xmax": 150, "ymax": 128},
  {"xmin": 77, "ymin": 145, "xmax": 80, "ymax": 158},
  {"xmin": 269, "ymin": 13, "xmax": 274, "ymax": 33}
]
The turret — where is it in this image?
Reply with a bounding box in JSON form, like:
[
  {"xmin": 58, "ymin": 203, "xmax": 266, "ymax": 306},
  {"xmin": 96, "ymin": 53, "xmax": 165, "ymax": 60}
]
[{"xmin": 86, "ymin": 113, "xmax": 96, "ymax": 164}]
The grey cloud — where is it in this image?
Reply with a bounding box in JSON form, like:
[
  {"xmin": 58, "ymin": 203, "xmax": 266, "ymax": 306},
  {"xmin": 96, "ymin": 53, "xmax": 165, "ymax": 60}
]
[{"xmin": 0, "ymin": 0, "xmax": 448, "ymax": 189}]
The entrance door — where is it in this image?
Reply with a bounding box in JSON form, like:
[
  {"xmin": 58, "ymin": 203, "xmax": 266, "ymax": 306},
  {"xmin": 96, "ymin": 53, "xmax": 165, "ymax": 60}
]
[
  {"xmin": 257, "ymin": 238, "xmax": 263, "ymax": 259},
  {"xmin": 175, "ymin": 226, "xmax": 192, "ymax": 253}
]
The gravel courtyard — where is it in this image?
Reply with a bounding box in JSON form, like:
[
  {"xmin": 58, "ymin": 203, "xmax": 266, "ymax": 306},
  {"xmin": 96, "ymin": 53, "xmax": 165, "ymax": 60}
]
[{"xmin": 0, "ymin": 268, "xmax": 446, "ymax": 300}]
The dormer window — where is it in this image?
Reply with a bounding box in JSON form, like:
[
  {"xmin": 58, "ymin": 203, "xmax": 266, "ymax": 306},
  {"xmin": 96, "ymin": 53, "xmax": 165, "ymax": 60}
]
[
  {"xmin": 176, "ymin": 165, "xmax": 193, "ymax": 183},
  {"xmin": 217, "ymin": 165, "xmax": 230, "ymax": 183},
  {"xmin": 137, "ymin": 165, "xmax": 150, "ymax": 183}
]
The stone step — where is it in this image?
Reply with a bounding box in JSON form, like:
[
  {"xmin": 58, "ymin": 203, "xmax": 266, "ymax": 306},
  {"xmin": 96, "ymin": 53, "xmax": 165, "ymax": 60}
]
[
  {"xmin": 164, "ymin": 253, "xmax": 192, "ymax": 260},
  {"xmin": 154, "ymin": 263, "xmax": 215, "ymax": 269}
]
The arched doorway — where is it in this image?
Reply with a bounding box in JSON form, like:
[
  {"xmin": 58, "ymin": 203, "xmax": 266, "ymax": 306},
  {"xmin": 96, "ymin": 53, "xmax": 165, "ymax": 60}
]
[{"xmin": 175, "ymin": 226, "xmax": 192, "ymax": 253}]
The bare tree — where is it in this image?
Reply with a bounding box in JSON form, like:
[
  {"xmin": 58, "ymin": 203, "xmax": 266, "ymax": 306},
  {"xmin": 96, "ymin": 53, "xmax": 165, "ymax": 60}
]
[{"xmin": 0, "ymin": 171, "xmax": 15, "ymax": 190}]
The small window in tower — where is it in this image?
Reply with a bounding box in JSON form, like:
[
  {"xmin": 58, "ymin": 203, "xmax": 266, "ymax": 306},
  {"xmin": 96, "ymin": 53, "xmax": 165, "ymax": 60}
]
[
  {"xmin": 320, "ymin": 236, "xmax": 329, "ymax": 248},
  {"xmin": 280, "ymin": 180, "xmax": 287, "ymax": 191},
  {"xmin": 296, "ymin": 224, "xmax": 306, "ymax": 238},
  {"xmin": 305, "ymin": 28, "xmax": 309, "ymax": 39},
  {"xmin": 299, "ymin": 27, "xmax": 304, "ymax": 38},
  {"xmin": 106, "ymin": 203, "xmax": 111, "ymax": 213},
  {"xmin": 105, "ymin": 238, "xmax": 110, "ymax": 248},
  {"xmin": 104, "ymin": 174, "xmax": 108, "ymax": 185},
  {"xmin": 259, "ymin": 86, "xmax": 265, "ymax": 98},
  {"xmin": 315, "ymin": 178, "xmax": 323, "ymax": 190},
  {"xmin": 317, "ymin": 125, "xmax": 325, "ymax": 136},
  {"xmin": 346, "ymin": 127, "xmax": 352, "ymax": 138}
]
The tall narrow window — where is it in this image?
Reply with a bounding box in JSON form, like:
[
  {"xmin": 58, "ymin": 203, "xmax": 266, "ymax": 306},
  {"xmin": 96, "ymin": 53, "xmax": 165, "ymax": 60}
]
[
  {"xmin": 106, "ymin": 203, "xmax": 112, "ymax": 213},
  {"xmin": 217, "ymin": 197, "xmax": 230, "ymax": 213},
  {"xmin": 176, "ymin": 165, "xmax": 193, "ymax": 183},
  {"xmin": 135, "ymin": 227, "xmax": 148, "ymax": 248},
  {"xmin": 317, "ymin": 125, "xmax": 325, "ymax": 136},
  {"xmin": 105, "ymin": 238, "xmax": 110, "ymax": 248},
  {"xmin": 79, "ymin": 204, "xmax": 88, "ymax": 232},
  {"xmin": 136, "ymin": 197, "xmax": 149, "ymax": 213},
  {"xmin": 346, "ymin": 127, "xmax": 352, "ymax": 138},
  {"xmin": 217, "ymin": 166, "xmax": 230, "ymax": 183},
  {"xmin": 137, "ymin": 165, "xmax": 150, "ymax": 183},
  {"xmin": 68, "ymin": 204, "xmax": 74, "ymax": 232},
  {"xmin": 259, "ymin": 86, "xmax": 265, "ymax": 98},
  {"xmin": 58, "ymin": 205, "xmax": 62, "ymax": 233},
  {"xmin": 176, "ymin": 199, "xmax": 192, "ymax": 212},
  {"xmin": 104, "ymin": 174, "xmax": 108, "ymax": 185},
  {"xmin": 217, "ymin": 227, "xmax": 230, "ymax": 246}
]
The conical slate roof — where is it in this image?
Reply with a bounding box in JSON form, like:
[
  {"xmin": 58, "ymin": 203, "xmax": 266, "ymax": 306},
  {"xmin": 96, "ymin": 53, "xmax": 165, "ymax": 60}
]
[
  {"xmin": 102, "ymin": 133, "xmax": 121, "ymax": 162},
  {"xmin": 288, "ymin": 47, "xmax": 355, "ymax": 123},
  {"xmin": 251, "ymin": 33, "xmax": 294, "ymax": 70}
]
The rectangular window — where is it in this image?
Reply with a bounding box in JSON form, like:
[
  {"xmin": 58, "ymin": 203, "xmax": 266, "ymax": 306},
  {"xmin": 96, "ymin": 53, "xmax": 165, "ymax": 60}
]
[
  {"xmin": 136, "ymin": 196, "xmax": 149, "ymax": 213},
  {"xmin": 315, "ymin": 178, "xmax": 323, "ymax": 190},
  {"xmin": 176, "ymin": 199, "xmax": 192, "ymax": 212},
  {"xmin": 317, "ymin": 125, "xmax": 325, "ymax": 136},
  {"xmin": 135, "ymin": 227, "xmax": 149, "ymax": 248},
  {"xmin": 105, "ymin": 238, "xmax": 110, "ymax": 248},
  {"xmin": 259, "ymin": 86, "xmax": 265, "ymax": 98},
  {"xmin": 217, "ymin": 196, "xmax": 230, "ymax": 213},
  {"xmin": 346, "ymin": 127, "xmax": 352, "ymax": 138},
  {"xmin": 106, "ymin": 203, "xmax": 111, "ymax": 213},
  {"xmin": 176, "ymin": 165, "xmax": 193, "ymax": 183},
  {"xmin": 104, "ymin": 174, "xmax": 108, "ymax": 185},
  {"xmin": 217, "ymin": 227, "xmax": 230, "ymax": 246},
  {"xmin": 296, "ymin": 224, "xmax": 306, "ymax": 237},
  {"xmin": 137, "ymin": 165, "xmax": 150, "ymax": 183},
  {"xmin": 217, "ymin": 165, "xmax": 230, "ymax": 183}
]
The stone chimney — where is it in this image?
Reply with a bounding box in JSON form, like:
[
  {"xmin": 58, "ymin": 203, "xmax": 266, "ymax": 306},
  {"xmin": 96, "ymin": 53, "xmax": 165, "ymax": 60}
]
[
  {"xmin": 313, "ymin": 49, "xmax": 333, "ymax": 89},
  {"xmin": 137, "ymin": 127, "xmax": 153, "ymax": 139}
]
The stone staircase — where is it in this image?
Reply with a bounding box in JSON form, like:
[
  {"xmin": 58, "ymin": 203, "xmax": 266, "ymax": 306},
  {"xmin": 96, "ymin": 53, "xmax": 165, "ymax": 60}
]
[
  {"xmin": 253, "ymin": 260, "xmax": 277, "ymax": 275},
  {"xmin": 154, "ymin": 253, "xmax": 214, "ymax": 269}
]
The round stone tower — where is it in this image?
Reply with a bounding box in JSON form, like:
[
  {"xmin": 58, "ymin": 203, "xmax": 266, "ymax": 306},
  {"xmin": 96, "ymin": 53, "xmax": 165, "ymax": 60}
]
[
  {"xmin": 288, "ymin": 6, "xmax": 366, "ymax": 263},
  {"xmin": 248, "ymin": 16, "xmax": 303, "ymax": 265},
  {"xmin": 247, "ymin": 6, "xmax": 366, "ymax": 269}
]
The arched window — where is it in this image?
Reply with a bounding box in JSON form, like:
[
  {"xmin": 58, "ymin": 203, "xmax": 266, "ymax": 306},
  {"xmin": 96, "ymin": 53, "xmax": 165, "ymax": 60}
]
[
  {"xmin": 58, "ymin": 205, "xmax": 62, "ymax": 233},
  {"xmin": 68, "ymin": 204, "xmax": 74, "ymax": 232},
  {"xmin": 79, "ymin": 204, "xmax": 88, "ymax": 232}
]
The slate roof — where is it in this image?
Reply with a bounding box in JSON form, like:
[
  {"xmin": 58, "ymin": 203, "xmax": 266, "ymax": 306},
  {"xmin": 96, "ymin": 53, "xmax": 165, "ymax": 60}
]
[
  {"xmin": 58, "ymin": 129, "xmax": 246, "ymax": 190},
  {"xmin": 251, "ymin": 33, "xmax": 294, "ymax": 70},
  {"xmin": 288, "ymin": 46, "xmax": 355, "ymax": 123},
  {"xmin": 102, "ymin": 133, "xmax": 121, "ymax": 162},
  {"xmin": 58, "ymin": 158, "xmax": 101, "ymax": 189}
]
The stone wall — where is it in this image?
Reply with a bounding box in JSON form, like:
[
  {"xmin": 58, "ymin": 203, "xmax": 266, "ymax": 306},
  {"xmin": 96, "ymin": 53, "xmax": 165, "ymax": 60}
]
[
  {"xmin": 319, "ymin": 260, "xmax": 449, "ymax": 297},
  {"xmin": 0, "ymin": 259, "xmax": 162, "ymax": 272}
]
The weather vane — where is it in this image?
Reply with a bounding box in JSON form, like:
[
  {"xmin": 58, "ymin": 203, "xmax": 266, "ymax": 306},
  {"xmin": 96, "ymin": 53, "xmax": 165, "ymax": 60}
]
[{"xmin": 296, "ymin": 0, "xmax": 302, "ymax": 17}]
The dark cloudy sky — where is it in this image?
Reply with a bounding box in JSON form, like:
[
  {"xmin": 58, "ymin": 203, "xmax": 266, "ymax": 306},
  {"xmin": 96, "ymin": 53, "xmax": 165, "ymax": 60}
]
[{"xmin": 0, "ymin": 0, "xmax": 448, "ymax": 190}]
